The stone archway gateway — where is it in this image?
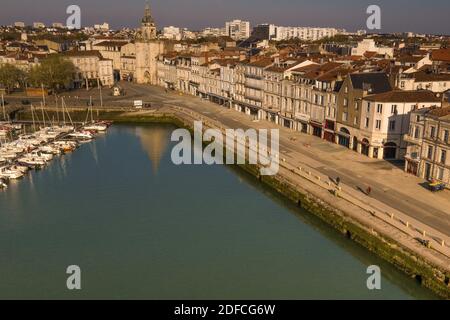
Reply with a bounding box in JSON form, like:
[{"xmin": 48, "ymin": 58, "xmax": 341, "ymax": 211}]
[
  {"xmin": 383, "ymin": 142, "xmax": 397, "ymax": 160},
  {"xmin": 361, "ymin": 138, "xmax": 370, "ymax": 156},
  {"xmin": 338, "ymin": 127, "xmax": 351, "ymax": 148}
]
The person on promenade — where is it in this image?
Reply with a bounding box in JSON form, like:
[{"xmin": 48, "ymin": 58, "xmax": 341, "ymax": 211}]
[
  {"xmin": 366, "ymin": 186, "xmax": 372, "ymax": 196},
  {"xmin": 336, "ymin": 177, "xmax": 341, "ymax": 187}
]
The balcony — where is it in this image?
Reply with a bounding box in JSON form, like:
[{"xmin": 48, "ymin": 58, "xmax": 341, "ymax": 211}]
[
  {"xmin": 244, "ymin": 95, "xmax": 262, "ymax": 102},
  {"xmin": 404, "ymin": 152, "xmax": 421, "ymax": 162},
  {"xmin": 244, "ymin": 73, "xmax": 263, "ymax": 80},
  {"xmin": 403, "ymin": 134, "xmax": 421, "ymax": 145}
]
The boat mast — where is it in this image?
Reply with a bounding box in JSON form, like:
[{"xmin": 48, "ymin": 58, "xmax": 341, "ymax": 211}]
[
  {"xmin": 63, "ymin": 98, "xmax": 74, "ymax": 127},
  {"xmin": 1, "ymin": 93, "xmax": 5, "ymax": 121},
  {"xmin": 31, "ymin": 104, "xmax": 36, "ymax": 132},
  {"xmin": 61, "ymin": 97, "xmax": 66, "ymax": 125},
  {"xmin": 40, "ymin": 102, "xmax": 46, "ymax": 128},
  {"xmin": 55, "ymin": 94, "xmax": 60, "ymax": 124}
]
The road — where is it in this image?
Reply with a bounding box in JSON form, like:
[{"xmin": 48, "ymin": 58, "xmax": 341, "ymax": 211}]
[{"xmin": 5, "ymin": 81, "xmax": 450, "ymax": 236}]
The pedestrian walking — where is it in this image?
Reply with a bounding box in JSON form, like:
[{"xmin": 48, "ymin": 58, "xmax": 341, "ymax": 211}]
[
  {"xmin": 336, "ymin": 177, "xmax": 341, "ymax": 186},
  {"xmin": 366, "ymin": 186, "xmax": 372, "ymax": 196}
]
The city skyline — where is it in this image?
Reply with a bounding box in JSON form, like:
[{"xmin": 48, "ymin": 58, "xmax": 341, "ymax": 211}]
[{"xmin": 1, "ymin": 0, "xmax": 449, "ymax": 35}]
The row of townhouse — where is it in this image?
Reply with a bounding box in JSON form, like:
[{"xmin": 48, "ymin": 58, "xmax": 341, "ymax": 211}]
[
  {"xmin": 404, "ymin": 107, "xmax": 450, "ymax": 184},
  {"xmin": 63, "ymin": 50, "xmax": 114, "ymax": 87},
  {"xmin": 155, "ymin": 54, "xmax": 443, "ymax": 161}
]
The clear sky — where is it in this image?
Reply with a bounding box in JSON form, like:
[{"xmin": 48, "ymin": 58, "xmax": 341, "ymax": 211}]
[{"xmin": 1, "ymin": 0, "xmax": 449, "ymax": 34}]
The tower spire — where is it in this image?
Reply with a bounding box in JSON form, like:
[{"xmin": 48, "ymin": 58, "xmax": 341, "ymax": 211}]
[
  {"xmin": 140, "ymin": 0, "xmax": 157, "ymax": 40},
  {"xmin": 142, "ymin": 0, "xmax": 155, "ymax": 24},
  {"xmin": 145, "ymin": 0, "xmax": 151, "ymax": 17}
]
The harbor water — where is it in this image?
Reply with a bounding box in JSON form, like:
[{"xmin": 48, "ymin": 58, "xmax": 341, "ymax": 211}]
[{"xmin": 0, "ymin": 124, "xmax": 437, "ymax": 299}]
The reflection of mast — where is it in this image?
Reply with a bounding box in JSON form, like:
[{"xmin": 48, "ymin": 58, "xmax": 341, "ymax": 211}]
[{"xmin": 135, "ymin": 126, "xmax": 169, "ymax": 174}]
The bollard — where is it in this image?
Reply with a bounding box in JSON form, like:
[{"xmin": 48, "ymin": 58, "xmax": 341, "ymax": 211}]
[
  {"xmin": 442, "ymin": 240, "xmax": 445, "ymax": 247},
  {"xmin": 316, "ymin": 176, "xmax": 321, "ymax": 181},
  {"xmin": 390, "ymin": 213, "xmax": 394, "ymax": 220},
  {"xmin": 406, "ymin": 221, "xmax": 409, "ymax": 228},
  {"xmin": 422, "ymin": 230, "xmax": 426, "ymax": 237}
]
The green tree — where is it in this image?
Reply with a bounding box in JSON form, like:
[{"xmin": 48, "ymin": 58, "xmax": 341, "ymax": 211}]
[
  {"xmin": 28, "ymin": 55, "xmax": 76, "ymax": 91},
  {"xmin": 0, "ymin": 64, "xmax": 25, "ymax": 92}
]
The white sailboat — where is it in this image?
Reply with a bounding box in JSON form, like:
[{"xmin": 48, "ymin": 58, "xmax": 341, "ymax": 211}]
[{"xmin": 0, "ymin": 166, "xmax": 24, "ymax": 179}]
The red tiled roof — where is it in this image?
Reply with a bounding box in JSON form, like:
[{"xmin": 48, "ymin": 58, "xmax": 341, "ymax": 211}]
[
  {"xmin": 431, "ymin": 49, "xmax": 450, "ymax": 62},
  {"xmin": 364, "ymin": 90, "xmax": 441, "ymax": 103}
]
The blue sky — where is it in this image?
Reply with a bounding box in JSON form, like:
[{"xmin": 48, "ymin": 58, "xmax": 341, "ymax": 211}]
[{"xmin": 1, "ymin": 0, "xmax": 449, "ymax": 34}]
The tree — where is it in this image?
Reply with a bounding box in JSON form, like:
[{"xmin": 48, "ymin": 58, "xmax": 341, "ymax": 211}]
[
  {"xmin": 28, "ymin": 55, "xmax": 76, "ymax": 91},
  {"xmin": 0, "ymin": 64, "xmax": 25, "ymax": 92}
]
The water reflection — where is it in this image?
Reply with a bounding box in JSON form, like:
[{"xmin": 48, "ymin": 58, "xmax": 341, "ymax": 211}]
[{"xmin": 135, "ymin": 126, "xmax": 169, "ymax": 175}]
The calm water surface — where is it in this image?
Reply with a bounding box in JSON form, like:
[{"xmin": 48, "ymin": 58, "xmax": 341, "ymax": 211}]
[{"xmin": 0, "ymin": 124, "xmax": 437, "ymax": 299}]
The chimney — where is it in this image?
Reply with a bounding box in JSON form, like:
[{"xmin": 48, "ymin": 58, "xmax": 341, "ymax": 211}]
[
  {"xmin": 362, "ymin": 82, "xmax": 373, "ymax": 96},
  {"xmin": 274, "ymin": 56, "xmax": 280, "ymax": 65}
]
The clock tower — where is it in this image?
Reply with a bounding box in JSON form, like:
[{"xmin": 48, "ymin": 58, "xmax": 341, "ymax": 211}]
[{"xmin": 141, "ymin": 0, "xmax": 157, "ymax": 40}]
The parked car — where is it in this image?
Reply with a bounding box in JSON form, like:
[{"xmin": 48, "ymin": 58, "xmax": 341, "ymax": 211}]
[{"xmin": 428, "ymin": 181, "xmax": 446, "ymax": 192}]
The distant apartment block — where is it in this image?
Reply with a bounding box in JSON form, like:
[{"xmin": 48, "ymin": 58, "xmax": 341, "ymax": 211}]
[
  {"xmin": 52, "ymin": 22, "xmax": 65, "ymax": 29},
  {"xmin": 14, "ymin": 22, "xmax": 26, "ymax": 28},
  {"xmin": 33, "ymin": 22, "xmax": 46, "ymax": 29},
  {"xmin": 201, "ymin": 27, "xmax": 226, "ymax": 38},
  {"xmin": 351, "ymin": 39, "xmax": 394, "ymax": 58},
  {"xmin": 162, "ymin": 26, "xmax": 182, "ymax": 40},
  {"xmin": 250, "ymin": 24, "xmax": 277, "ymax": 41},
  {"xmin": 94, "ymin": 23, "xmax": 110, "ymax": 31},
  {"xmin": 273, "ymin": 26, "xmax": 342, "ymax": 41},
  {"xmin": 225, "ymin": 20, "xmax": 250, "ymax": 40}
]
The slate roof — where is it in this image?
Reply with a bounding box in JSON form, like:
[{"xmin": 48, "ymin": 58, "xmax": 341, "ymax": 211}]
[{"xmin": 349, "ymin": 72, "xmax": 392, "ymax": 94}]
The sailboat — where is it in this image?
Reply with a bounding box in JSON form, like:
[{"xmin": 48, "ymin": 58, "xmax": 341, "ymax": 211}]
[
  {"xmin": 0, "ymin": 166, "xmax": 25, "ymax": 179},
  {"xmin": 82, "ymin": 101, "xmax": 108, "ymax": 133}
]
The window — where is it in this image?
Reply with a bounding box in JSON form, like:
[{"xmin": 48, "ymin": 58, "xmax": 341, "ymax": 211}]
[
  {"xmin": 377, "ymin": 104, "xmax": 383, "ymax": 113},
  {"xmin": 342, "ymin": 112, "xmax": 348, "ymax": 122},
  {"xmin": 354, "ymin": 117, "xmax": 358, "ymax": 126},
  {"xmin": 389, "ymin": 120, "xmax": 396, "ymax": 131},
  {"xmin": 441, "ymin": 150, "xmax": 447, "ymax": 164},
  {"xmin": 365, "ymin": 117, "xmax": 370, "ymax": 128},
  {"xmin": 430, "ymin": 126, "xmax": 436, "ymax": 139},
  {"xmin": 376, "ymin": 120, "xmax": 381, "ymax": 130},
  {"xmin": 391, "ymin": 105, "xmax": 398, "ymax": 114},
  {"xmin": 414, "ymin": 127, "xmax": 420, "ymax": 139},
  {"xmin": 343, "ymin": 98, "xmax": 348, "ymax": 107},
  {"xmin": 366, "ymin": 102, "xmax": 370, "ymax": 112},
  {"xmin": 427, "ymin": 146, "xmax": 434, "ymax": 159},
  {"xmin": 444, "ymin": 130, "xmax": 449, "ymax": 143},
  {"xmin": 438, "ymin": 168, "xmax": 444, "ymax": 180}
]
